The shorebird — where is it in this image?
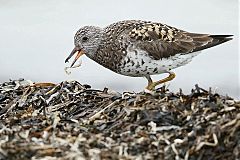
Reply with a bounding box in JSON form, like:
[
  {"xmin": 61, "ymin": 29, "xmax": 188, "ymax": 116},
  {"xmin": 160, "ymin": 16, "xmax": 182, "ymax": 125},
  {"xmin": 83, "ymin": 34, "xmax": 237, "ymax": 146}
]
[{"xmin": 65, "ymin": 20, "xmax": 232, "ymax": 92}]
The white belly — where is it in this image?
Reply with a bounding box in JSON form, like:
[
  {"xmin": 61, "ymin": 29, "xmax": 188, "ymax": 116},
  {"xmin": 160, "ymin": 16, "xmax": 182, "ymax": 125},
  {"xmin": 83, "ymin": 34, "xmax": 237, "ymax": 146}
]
[{"xmin": 119, "ymin": 49, "xmax": 200, "ymax": 77}]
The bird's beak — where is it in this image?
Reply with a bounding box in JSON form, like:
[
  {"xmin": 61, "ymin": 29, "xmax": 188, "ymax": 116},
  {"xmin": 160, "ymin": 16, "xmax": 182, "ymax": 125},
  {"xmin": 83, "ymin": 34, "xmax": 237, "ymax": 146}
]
[{"xmin": 65, "ymin": 47, "xmax": 84, "ymax": 67}]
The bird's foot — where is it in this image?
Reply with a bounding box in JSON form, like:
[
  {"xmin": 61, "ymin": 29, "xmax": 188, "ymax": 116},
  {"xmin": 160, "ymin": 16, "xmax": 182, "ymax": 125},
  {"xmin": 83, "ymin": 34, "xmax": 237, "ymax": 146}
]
[
  {"xmin": 144, "ymin": 88, "xmax": 156, "ymax": 95},
  {"xmin": 144, "ymin": 72, "xmax": 176, "ymax": 91}
]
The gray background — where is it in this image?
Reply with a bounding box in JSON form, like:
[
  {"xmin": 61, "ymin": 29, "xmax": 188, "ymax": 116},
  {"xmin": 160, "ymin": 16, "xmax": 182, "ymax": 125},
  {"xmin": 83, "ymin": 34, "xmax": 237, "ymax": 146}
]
[{"xmin": 0, "ymin": 0, "xmax": 239, "ymax": 98}]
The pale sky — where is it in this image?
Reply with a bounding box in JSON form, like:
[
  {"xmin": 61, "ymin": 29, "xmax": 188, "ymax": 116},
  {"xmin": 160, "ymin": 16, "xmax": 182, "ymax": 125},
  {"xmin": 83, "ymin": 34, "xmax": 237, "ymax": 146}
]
[{"xmin": 0, "ymin": 0, "xmax": 239, "ymax": 98}]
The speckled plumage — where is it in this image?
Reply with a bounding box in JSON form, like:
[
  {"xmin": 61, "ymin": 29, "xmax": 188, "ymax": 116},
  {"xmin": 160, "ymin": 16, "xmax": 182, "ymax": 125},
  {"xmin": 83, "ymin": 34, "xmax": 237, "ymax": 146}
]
[{"xmin": 65, "ymin": 20, "xmax": 232, "ymax": 90}]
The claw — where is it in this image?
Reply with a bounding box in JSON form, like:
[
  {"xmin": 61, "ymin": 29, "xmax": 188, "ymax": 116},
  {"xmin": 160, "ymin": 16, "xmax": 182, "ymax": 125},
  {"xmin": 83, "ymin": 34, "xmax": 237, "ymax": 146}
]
[{"xmin": 144, "ymin": 88, "xmax": 156, "ymax": 95}]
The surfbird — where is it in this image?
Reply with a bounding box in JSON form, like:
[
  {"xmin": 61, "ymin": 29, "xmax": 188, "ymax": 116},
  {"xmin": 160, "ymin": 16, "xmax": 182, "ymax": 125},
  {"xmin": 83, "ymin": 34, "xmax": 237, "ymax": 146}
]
[{"xmin": 65, "ymin": 20, "xmax": 232, "ymax": 91}]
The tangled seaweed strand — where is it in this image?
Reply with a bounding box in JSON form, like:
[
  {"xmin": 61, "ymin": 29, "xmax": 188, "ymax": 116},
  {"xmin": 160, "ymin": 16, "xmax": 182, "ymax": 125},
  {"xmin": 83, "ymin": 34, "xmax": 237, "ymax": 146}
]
[{"xmin": 0, "ymin": 79, "xmax": 239, "ymax": 160}]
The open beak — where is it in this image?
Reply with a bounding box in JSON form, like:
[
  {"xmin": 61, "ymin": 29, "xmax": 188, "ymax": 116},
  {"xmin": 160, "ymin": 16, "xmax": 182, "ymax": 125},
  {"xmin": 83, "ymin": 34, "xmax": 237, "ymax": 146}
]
[{"xmin": 65, "ymin": 47, "xmax": 84, "ymax": 67}]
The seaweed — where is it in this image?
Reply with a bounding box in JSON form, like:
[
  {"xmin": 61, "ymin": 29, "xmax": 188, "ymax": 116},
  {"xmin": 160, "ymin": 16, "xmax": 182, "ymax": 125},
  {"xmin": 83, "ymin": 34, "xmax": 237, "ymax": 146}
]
[{"xmin": 0, "ymin": 79, "xmax": 239, "ymax": 159}]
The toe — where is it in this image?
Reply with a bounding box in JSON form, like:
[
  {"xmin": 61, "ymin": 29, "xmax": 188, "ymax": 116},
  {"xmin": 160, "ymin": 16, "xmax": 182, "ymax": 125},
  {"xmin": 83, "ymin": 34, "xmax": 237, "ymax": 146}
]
[{"xmin": 144, "ymin": 88, "xmax": 156, "ymax": 95}]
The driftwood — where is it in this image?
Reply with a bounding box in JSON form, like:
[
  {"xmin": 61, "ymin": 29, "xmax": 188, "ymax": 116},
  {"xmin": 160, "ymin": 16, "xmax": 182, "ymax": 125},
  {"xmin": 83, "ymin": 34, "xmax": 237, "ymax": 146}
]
[{"xmin": 0, "ymin": 79, "xmax": 239, "ymax": 160}]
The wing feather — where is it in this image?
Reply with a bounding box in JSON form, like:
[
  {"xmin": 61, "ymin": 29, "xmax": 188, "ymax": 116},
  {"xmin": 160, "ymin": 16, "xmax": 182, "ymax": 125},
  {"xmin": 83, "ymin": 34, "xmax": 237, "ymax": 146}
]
[{"xmin": 128, "ymin": 22, "xmax": 232, "ymax": 60}]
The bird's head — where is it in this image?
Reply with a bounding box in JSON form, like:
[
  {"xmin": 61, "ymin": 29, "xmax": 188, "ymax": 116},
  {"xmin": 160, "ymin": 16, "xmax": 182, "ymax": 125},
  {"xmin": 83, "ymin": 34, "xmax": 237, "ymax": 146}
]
[{"xmin": 65, "ymin": 26, "xmax": 103, "ymax": 67}]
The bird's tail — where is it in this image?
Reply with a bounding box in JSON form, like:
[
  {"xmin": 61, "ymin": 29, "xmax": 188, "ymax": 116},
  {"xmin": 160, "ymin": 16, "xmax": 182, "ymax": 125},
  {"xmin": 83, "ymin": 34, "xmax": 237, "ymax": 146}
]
[
  {"xmin": 209, "ymin": 35, "xmax": 233, "ymax": 46},
  {"xmin": 191, "ymin": 34, "xmax": 233, "ymax": 52}
]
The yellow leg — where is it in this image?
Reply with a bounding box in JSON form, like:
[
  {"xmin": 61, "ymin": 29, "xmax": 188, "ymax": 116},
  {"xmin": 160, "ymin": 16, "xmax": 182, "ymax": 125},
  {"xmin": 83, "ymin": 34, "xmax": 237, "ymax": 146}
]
[{"xmin": 145, "ymin": 72, "xmax": 176, "ymax": 91}]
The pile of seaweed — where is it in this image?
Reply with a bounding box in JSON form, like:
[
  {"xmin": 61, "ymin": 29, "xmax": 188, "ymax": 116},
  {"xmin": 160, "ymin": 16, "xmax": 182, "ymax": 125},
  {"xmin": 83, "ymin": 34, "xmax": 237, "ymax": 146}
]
[{"xmin": 0, "ymin": 79, "xmax": 239, "ymax": 160}]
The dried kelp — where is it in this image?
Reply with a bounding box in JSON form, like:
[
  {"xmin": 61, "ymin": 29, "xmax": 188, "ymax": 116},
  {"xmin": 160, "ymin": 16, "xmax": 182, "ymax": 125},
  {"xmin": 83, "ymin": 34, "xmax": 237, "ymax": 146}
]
[{"xmin": 0, "ymin": 79, "xmax": 239, "ymax": 160}]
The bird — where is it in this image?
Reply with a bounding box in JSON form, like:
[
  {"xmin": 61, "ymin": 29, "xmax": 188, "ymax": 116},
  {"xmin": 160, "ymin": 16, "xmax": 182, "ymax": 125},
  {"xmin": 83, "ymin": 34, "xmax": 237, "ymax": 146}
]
[{"xmin": 65, "ymin": 20, "xmax": 233, "ymax": 92}]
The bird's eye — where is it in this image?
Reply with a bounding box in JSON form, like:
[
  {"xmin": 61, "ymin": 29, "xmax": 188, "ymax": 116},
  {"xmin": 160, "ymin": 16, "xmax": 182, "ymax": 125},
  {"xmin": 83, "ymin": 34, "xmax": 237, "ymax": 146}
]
[{"xmin": 82, "ymin": 37, "xmax": 88, "ymax": 42}]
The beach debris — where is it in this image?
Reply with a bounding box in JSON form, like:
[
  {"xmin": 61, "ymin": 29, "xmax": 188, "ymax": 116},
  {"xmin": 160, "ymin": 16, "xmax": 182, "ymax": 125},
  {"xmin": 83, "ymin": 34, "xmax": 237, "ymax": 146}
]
[{"xmin": 0, "ymin": 79, "xmax": 239, "ymax": 159}]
